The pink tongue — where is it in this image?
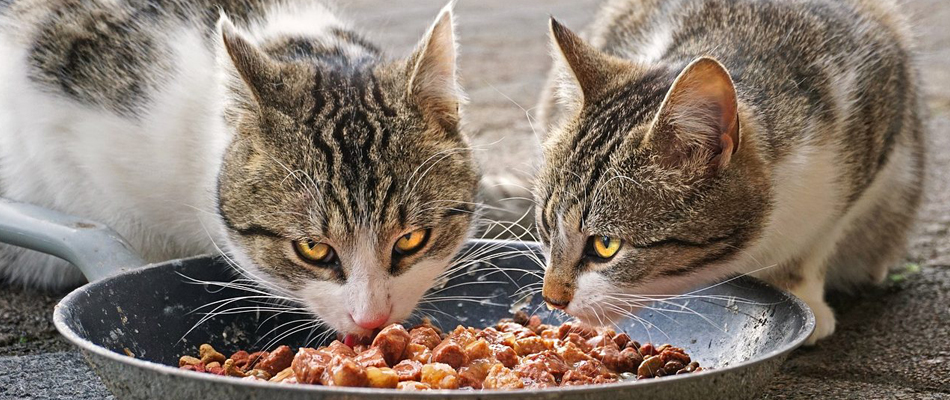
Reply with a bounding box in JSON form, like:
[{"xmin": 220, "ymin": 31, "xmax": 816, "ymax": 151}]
[{"xmin": 343, "ymin": 334, "xmax": 359, "ymax": 347}]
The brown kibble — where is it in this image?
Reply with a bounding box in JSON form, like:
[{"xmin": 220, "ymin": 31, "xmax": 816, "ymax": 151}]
[
  {"xmin": 326, "ymin": 340, "xmax": 357, "ymax": 358},
  {"xmin": 619, "ymin": 347, "xmax": 644, "ymax": 372},
  {"xmin": 246, "ymin": 351, "xmax": 269, "ymax": 370},
  {"xmin": 637, "ymin": 355, "xmax": 664, "ymax": 379},
  {"xmin": 490, "ymin": 344, "xmax": 518, "ymax": 368},
  {"xmin": 409, "ymin": 326, "xmax": 442, "ymax": 349},
  {"xmin": 198, "ymin": 344, "xmax": 226, "ymax": 365},
  {"xmin": 613, "ymin": 333, "xmax": 631, "ymax": 349},
  {"xmin": 663, "ymin": 360, "xmax": 685, "ymax": 375},
  {"xmin": 179, "ymin": 355, "xmax": 201, "ymax": 367},
  {"xmin": 223, "ymin": 359, "xmax": 247, "ymax": 378},
  {"xmin": 179, "ymin": 316, "xmax": 699, "ymax": 389},
  {"xmin": 393, "ymin": 359, "xmax": 423, "ymax": 382},
  {"xmin": 372, "ymin": 324, "xmax": 411, "ymax": 366},
  {"xmin": 366, "ymin": 367, "xmax": 399, "ymax": 388},
  {"xmin": 355, "ymin": 347, "xmax": 388, "ymax": 368},
  {"xmin": 430, "ymin": 339, "xmax": 466, "ymax": 369},
  {"xmin": 684, "ymin": 360, "xmax": 700, "ymax": 373},
  {"xmin": 421, "ymin": 362, "xmax": 459, "ymax": 389},
  {"xmin": 256, "ymin": 345, "xmax": 294, "ymax": 376},
  {"xmin": 638, "ymin": 343, "xmax": 656, "ymax": 357}
]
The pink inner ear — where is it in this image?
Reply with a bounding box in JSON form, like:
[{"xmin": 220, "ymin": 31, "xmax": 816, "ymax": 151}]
[{"xmin": 656, "ymin": 57, "xmax": 740, "ymax": 170}]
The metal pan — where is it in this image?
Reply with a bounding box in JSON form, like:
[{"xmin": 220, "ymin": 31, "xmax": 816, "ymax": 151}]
[{"xmin": 0, "ymin": 198, "xmax": 813, "ymax": 399}]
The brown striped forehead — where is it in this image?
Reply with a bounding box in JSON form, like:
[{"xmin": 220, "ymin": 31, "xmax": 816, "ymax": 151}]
[{"xmin": 538, "ymin": 68, "xmax": 676, "ymax": 238}]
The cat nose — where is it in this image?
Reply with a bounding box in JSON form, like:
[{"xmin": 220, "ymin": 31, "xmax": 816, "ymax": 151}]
[
  {"xmin": 352, "ymin": 313, "xmax": 390, "ymax": 330},
  {"xmin": 543, "ymin": 295, "xmax": 570, "ymax": 310}
]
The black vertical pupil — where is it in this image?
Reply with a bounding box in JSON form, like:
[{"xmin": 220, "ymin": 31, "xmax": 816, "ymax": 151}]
[
  {"xmin": 307, "ymin": 239, "xmax": 317, "ymax": 248},
  {"xmin": 403, "ymin": 233, "xmax": 412, "ymax": 240},
  {"xmin": 601, "ymin": 236, "xmax": 610, "ymax": 246}
]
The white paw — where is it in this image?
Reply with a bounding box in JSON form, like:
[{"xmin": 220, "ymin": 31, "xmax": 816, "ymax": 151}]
[{"xmin": 803, "ymin": 299, "xmax": 836, "ymax": 346}]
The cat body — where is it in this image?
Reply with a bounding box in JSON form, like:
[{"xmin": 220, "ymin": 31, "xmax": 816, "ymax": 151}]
[
  {"xmin": 0, "ymin": 0, "xmax": 478, "ymax": 336},
  {"xmin": 536, "ymin": 0, "xmax": 923, "ymax": 344}
]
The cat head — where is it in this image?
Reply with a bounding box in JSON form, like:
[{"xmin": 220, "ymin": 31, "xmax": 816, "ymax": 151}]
[
  {"xmin": 214, "ymin": 6, "xmax": 479, "ymax": 337},
  {"xmin": 534, "ymin": 19, "xmax": 771, "ymax": 324}
]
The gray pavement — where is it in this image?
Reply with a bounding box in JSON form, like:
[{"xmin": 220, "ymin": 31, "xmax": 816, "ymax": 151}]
[{"xmin": 2, "ymin": 0, "xmax": 949, "ymax": 398}]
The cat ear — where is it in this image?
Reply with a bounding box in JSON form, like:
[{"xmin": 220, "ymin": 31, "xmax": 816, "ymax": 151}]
[
  {"xmin": 217, "ymin": 14, "xmax": 281, "ymax": 106},
  {"xmin": 549, "ymin": 18, "xmax": 633, "ymax": 105},
  {"xmin": 406, "ymin": 3, "xmax": 464, "ymax": 128},
  {"xmin": 648, "ymin": 57, "xmax": 740, "ymax": 172}
]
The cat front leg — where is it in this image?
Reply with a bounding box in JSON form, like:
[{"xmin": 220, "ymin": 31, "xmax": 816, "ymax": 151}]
[{"xmin": 788, "ymin": 266, "xmax": 836, "ymax": 346}]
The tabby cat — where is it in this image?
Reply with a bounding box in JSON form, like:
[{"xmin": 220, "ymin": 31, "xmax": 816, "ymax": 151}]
[
  {"xmin": 0, "ymin": 1, "xmax": 479, "ymax": 337},
  {"xmin": 534, "ymin": 0, "xmax": 923, "ymax": 344}
]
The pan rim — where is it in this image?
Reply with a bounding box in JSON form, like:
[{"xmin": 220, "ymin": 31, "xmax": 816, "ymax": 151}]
[{"xmin": 52, "ymin": 239, "xmax": 816, "ymax": 397}]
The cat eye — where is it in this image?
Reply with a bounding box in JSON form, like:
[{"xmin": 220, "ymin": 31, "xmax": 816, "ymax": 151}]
[
  {"xmin": 394, "ymin": 229, "xmax": 430, "ymax": 255},
  {"xmin": 588, "ymin": 235, "xmax": 622, "ymax": 259},
  {"xmin": 294, "ymin": 239, "xmax": 336, "ymax": 264}
]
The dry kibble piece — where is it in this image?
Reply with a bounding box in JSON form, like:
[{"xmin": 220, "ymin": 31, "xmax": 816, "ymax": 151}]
[
  {"xmin": 223, "ymin": 359, "xmax": 247, "ymax": 378},
  {"xmin": 205, "ymin": 361, "xmax": 221, "ymax": 369},
  {"xmin": 421, "ymin": 362, "xmax": 459, "ymax": 389},
  {"xmin": 365, "ymin": 367, "xmax": 399, "ymax": 388},
  {"xmin": 256, "ymin": 345, "xmax": 294, "ymax": 376},
  {"xmin": 179, "ymin": 355, "xmax": 201, "ymax": 367},
  {"xmin": 198, "ymin": 344, "xmax": 226, "ymax": 365},
  {"xmin": 638, "ymin": 355, "xmax": 664, "ymax": 379}
]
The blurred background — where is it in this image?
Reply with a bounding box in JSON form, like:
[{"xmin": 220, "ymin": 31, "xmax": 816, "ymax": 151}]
[{"xmin": 2, "ymin": 0, "xmax": 948, "ymax": 398}]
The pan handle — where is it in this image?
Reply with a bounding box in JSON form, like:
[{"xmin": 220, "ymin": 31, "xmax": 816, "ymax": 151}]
[{"xmin": 0, "ymin": 198, "xmax": 146, "ymax": 282}]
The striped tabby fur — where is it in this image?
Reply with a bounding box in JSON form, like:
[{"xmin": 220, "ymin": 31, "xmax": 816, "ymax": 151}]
[
  {"xmin": 0, "ymin": 1, "xmax": 478, "ymax": 336},
  {"xmin": 535, "ymin": 0, "xmax": 924, "ymax": 344}
]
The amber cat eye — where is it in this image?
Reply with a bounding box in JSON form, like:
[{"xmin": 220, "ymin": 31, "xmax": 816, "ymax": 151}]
[
  {"xmin": 294, "ymin": 239, "xmax": 335, "ymax": 264},
  {"xmin": 394, "ymin": 229, "xmax": 429, "ymax": 255},
  {"xmin": 589, "ymin": 235, "xmax": 622, "ymax": 259}
]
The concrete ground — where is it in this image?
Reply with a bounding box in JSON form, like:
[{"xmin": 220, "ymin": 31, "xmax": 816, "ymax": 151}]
[{"xmin": 1, "ymin": 0, "xmax": 949, "ymax": 398}]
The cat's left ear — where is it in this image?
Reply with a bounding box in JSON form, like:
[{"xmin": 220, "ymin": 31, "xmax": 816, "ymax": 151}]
[
  {"xmin": 647, "ymin": 56, "xmax": 740, "ymax": 172},
  {"xmin": 406, "ymin": 3, "xmax": 465, "ymax": 129},
  {"xmin": 216, "ymin": 13, "xmax": 281, "ymax": 108}
]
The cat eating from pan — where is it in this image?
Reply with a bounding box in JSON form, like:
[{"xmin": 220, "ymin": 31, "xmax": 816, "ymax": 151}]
[
  {"xmin": 0, "ymin": 1, "xmax": 478, "ymax": 339},
  {"xmin": 534, "ymin": 0, "xmax": 923, "ymax": 344}
]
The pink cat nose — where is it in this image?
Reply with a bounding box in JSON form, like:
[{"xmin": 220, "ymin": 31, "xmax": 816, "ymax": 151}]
[{"xmin": 352, "ymin": 313, "xmax": 390, "ymax": 330}]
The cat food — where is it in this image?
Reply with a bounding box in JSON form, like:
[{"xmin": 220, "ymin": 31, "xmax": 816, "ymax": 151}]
[{"xmin": 178, "ymin": 313, "xmax": 703, "ymax": 390}]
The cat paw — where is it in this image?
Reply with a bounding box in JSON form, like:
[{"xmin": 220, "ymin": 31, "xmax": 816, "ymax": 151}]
[{"xmin": 803, "ymin": 299, "xmax": 836, "ymax": 346}]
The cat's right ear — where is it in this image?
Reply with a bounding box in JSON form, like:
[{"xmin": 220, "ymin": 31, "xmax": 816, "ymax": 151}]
[
  {"xmin": 216, "ymin": 14, "xmax": 280, "ymax": 108},
  {"xmin": 406, "ymin": 3, "xmax": 465, "ymax": 129},
  {"xmin": 548, "ymin": 18, "xmax": 635, "ymax": 108}
]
